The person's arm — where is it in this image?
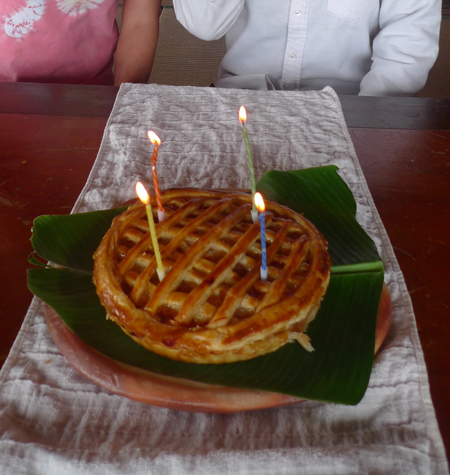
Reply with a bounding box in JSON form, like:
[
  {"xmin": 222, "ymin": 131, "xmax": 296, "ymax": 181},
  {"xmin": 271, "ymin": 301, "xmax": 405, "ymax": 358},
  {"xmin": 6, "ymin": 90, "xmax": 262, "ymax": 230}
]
[
  {"xmin": 173, "ymin": 0, "xmax": 244, "ymax": 41},
  {"xmin": 114, "ymin": 0, "xmax": 161, "ymax": 86},
  {"xmin": 359, "ymin": 0, "xmax": 441, "ymax": 96}
]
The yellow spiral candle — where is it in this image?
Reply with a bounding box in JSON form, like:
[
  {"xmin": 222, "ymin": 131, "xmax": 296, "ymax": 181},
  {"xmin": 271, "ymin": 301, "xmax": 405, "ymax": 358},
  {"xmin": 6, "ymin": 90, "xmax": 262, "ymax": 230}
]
[{"xmin": 135, "ymin": 181, "xmax": 165, "ymax": 282}]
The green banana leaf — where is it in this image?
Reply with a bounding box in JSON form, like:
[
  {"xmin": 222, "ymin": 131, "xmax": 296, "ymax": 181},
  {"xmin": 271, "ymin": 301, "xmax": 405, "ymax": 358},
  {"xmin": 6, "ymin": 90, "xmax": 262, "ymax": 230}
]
[
  {"xmin": 257, "ymin": 168, "xmax": 382, "ymax": 271},
  {"xmin": 27, "ymin": 166, "xmax": 384, "ymax": 405}
]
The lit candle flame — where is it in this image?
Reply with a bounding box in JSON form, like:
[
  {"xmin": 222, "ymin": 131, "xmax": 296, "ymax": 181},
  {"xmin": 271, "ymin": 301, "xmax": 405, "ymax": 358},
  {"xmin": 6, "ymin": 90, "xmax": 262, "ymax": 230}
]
[
  {"xmin": 147, "ymin": 130, "xmax": 161, "ymax": 145},
  {"xmin": 135, "ymin": 181, "xmax": 150, "ymax": 205},
  {"xmin": 254, "ymin": 192, "xmax": 265, "ymax": 213},
  {"xmin": 239, "ymin": 105, "xmax": 247, "ymax": 124}
]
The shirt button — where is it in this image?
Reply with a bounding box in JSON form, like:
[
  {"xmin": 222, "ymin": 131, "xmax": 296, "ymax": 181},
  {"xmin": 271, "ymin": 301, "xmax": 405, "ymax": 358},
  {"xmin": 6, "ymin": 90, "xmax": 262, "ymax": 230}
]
[
  {"xmin": 295, "ymin": 9, "xmax": 302, "ymax": 15},
  {"xmin": 290, "ymin": 53, "xmax": 296, "ymax": 59}
]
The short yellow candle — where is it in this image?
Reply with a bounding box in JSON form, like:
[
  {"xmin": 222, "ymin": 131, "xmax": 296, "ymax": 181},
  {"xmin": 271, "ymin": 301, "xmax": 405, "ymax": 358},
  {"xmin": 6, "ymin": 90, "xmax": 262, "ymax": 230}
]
[{"xmin": 135, "ymin": 181, "xmax": 165, "ymax": 282}]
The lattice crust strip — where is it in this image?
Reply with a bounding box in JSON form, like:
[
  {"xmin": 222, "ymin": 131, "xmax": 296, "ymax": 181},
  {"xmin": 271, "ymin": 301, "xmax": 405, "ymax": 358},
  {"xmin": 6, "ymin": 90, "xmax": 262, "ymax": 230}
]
[{"xmin": 93, "ymin": 188, "xmax": 331, "ymax": 364}]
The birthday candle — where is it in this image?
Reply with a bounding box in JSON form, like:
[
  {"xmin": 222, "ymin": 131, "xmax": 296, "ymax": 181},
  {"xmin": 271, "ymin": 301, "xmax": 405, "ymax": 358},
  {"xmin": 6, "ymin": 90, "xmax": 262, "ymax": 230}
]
[
  {"xmin": 239, "ymin": 106, "xmax": 258, "ymax": 223},
  {"xmin": 135, "ymin": 182, "xmax": 165, "ymax": 282},
  {"xmin": 254, "ymin": 192, "xmax": 268, "ymax": 281},
  {"xmin": 147, "ymin": 131, "xmax": 165, "ymax": 222}
]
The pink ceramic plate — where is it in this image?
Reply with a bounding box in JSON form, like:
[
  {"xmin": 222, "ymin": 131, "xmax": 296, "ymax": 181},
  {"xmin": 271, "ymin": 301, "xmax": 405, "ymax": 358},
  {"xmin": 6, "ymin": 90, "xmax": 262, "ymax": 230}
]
[{"xmin": 44, "ymin": 284, "xmax": 391, "ymax": 413}]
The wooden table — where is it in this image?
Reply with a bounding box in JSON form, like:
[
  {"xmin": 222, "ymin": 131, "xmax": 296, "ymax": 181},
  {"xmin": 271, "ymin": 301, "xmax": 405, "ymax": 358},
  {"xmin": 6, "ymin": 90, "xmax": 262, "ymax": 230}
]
[{"xmin": 1, "ymin": 82, "xmax": 449, "ymax": 461}]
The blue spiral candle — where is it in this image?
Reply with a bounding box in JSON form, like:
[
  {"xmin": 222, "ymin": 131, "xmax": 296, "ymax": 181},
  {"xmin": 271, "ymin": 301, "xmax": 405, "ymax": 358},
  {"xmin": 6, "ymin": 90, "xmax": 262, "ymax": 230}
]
[{"xmin": 254, "ymin": 192, "xmax": 268, "ymax": 280}]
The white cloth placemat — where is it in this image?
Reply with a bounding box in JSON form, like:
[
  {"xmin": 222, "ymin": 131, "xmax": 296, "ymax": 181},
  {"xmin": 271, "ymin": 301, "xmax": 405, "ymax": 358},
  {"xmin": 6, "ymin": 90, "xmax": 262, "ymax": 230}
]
[{"xmin": 0, "ymin": 84, "xmax": 448, "ymax": 474}]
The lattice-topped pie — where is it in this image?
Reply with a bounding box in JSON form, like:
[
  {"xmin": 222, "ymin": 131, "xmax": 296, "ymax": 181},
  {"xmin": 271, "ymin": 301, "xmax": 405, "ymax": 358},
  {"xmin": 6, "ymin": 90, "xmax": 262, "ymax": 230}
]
[{"xmin": 93, "ymin": 188, "xmax": 331, "ymax": 364}]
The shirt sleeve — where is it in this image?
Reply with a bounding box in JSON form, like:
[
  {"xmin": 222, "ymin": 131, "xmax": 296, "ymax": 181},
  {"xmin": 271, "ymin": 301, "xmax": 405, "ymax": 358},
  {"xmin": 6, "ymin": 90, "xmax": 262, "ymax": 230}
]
[
  {"xmin": 359, "ymin": 0, "xmax": 441, "ymax": 96},
  {"xmin": 172, "ymin": 0, "xmax": 245, "ymax": 41}
]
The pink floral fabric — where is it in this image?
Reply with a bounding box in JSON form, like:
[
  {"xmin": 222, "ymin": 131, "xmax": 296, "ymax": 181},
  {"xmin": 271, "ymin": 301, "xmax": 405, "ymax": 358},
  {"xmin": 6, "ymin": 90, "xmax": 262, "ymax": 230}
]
[{"xmin": 0, "ymin": 0, "xmax": 119, "ymax": 85}]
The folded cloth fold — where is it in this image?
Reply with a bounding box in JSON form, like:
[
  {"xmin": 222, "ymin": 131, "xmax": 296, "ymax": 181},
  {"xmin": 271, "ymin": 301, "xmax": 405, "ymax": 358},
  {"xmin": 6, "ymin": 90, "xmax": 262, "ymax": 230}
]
[{"xmin": 0, "ymin": 83, "xmax": 447, "ymax": 474}]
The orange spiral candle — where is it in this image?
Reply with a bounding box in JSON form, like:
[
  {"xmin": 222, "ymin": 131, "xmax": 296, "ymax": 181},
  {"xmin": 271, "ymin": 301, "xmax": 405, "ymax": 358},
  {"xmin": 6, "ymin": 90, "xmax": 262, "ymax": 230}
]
[{"xmin": 147, "ymin": 131, "xmax": 164, "ymax": 222}]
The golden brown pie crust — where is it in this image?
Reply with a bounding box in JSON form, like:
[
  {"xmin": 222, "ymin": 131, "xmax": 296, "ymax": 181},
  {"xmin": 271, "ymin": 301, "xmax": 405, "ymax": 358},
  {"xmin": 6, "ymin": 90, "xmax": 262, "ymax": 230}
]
[{"xmin": 93, "ymin": 188, "xmax": 331, "ymax": 364}]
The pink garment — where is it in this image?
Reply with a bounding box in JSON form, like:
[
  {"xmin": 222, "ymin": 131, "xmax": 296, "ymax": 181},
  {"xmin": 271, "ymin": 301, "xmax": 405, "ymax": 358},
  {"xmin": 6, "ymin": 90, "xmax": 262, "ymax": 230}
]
[{"xmin": 0, "ymin": 0, "xmax": 119, "ymax": 85}]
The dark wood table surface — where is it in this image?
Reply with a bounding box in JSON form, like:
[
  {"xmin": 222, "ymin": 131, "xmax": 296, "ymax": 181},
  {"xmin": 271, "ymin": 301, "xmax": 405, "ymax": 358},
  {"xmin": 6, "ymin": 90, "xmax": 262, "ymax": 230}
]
[{"xmin": 1, "ymin": 82, "xmax": 449, "ymax": 462}]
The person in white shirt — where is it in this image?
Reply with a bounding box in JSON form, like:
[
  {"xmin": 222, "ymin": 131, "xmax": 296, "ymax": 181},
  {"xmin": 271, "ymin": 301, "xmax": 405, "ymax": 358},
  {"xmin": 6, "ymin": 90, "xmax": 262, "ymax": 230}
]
[{"xmin": 172, "ymin": 0, "xmax": 441, "ymax": 96}]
